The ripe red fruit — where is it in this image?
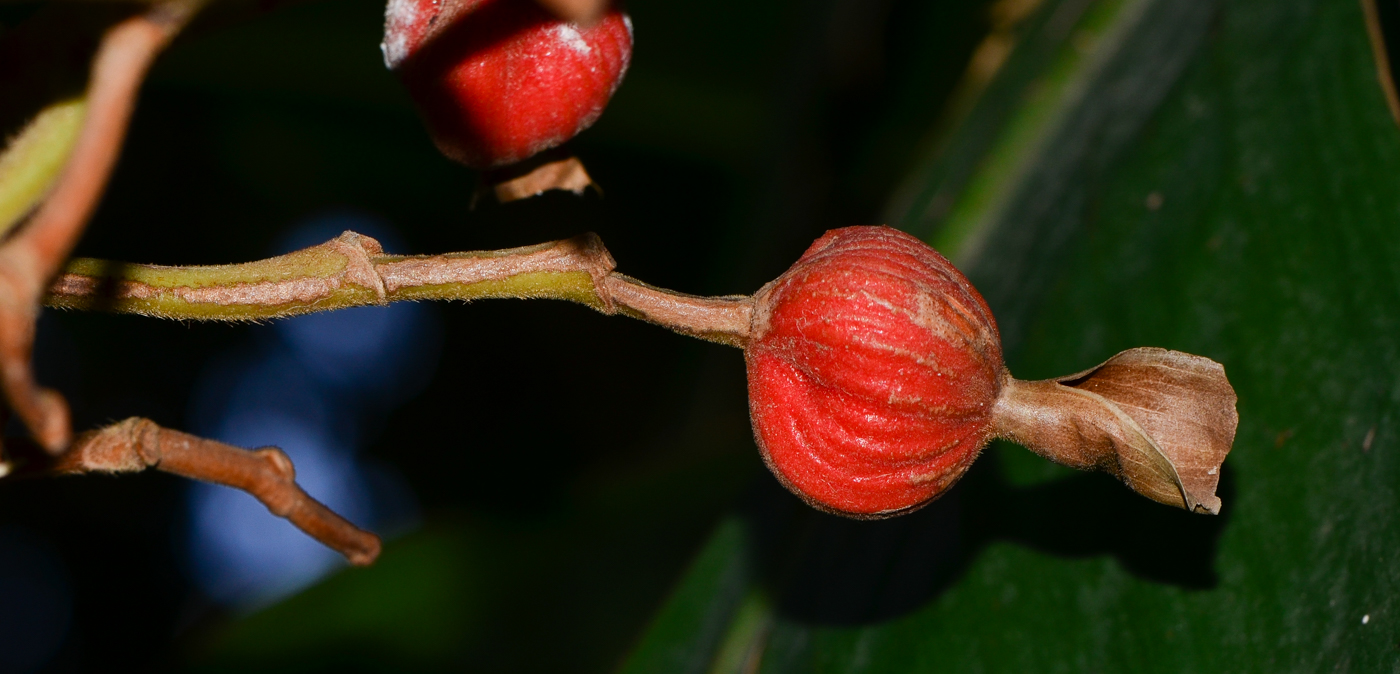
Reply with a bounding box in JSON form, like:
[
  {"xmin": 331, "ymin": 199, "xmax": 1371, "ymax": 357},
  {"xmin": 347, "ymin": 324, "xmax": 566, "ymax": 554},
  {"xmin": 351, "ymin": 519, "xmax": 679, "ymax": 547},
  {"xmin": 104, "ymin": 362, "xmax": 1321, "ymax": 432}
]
[
  {"xmin": 382, "ymin": 0, "xmax": 632, "ymax": 168},
  {"xmin": 746, "ymin": 226, "xmax": 1004, "ymax": 518}
]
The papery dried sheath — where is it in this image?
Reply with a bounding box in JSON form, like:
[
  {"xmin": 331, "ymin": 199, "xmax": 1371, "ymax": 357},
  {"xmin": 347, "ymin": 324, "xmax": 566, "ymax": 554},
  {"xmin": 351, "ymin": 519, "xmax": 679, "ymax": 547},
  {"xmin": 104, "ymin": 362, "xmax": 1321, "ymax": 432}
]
[{"xmin": 992, "ymin": 348, "xmax": 1238, "ymax": 513}]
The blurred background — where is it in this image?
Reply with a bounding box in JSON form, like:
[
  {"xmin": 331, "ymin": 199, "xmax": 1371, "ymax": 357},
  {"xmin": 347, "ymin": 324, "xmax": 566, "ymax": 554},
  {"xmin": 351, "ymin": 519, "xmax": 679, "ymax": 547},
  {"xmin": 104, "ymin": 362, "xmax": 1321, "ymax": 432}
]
[{"xmin": 3, "ymin": 0, "xmax": 1399, "ymax": 672}]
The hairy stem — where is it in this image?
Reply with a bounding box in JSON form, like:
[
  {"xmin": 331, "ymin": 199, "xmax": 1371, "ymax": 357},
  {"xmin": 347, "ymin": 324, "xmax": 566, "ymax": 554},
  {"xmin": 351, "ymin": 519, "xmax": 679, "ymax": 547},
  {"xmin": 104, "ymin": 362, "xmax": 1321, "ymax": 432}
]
[{"xmin": 45, "ymin": 231, "xmax": 755, "ymax": 347}]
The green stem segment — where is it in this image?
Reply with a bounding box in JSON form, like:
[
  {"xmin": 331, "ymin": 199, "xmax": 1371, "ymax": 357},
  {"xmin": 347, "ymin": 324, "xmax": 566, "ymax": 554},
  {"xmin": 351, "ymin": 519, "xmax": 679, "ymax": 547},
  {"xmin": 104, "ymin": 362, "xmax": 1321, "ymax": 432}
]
[{"xmin": 44, "ymin": 231, "xmax": 755, "ymax": 348}]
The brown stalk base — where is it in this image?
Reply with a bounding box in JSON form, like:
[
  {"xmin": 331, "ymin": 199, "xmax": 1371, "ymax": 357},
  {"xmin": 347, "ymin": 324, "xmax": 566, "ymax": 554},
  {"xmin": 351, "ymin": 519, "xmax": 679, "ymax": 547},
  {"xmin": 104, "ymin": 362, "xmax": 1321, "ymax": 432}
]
[
  {"xmin": 1362, "ymin": 0, "xmax": 1400, "ymax": 127},
  {"xmin": 533, "ymin": 0, "xmax": 612, "ymax": 25},
  {"xmin": 480, "ymin": 153, "xmax": 598, "ymax": 204}
]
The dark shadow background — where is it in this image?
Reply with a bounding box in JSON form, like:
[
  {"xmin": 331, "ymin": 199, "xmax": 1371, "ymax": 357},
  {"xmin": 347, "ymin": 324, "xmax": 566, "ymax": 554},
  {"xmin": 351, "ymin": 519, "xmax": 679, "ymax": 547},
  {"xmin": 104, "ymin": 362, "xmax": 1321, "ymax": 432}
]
[
  {"xmin": 746, "ymin": 447, "xmax": 1233, "ymax": 627},
  {"xmin": 0, "ymin": 0, "xmax": 1233, "ymax": 671}
]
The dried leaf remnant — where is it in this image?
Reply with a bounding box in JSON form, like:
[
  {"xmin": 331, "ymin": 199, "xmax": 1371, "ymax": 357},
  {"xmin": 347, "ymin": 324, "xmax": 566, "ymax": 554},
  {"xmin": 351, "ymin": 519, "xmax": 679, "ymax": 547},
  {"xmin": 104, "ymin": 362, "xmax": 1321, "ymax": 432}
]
[
  {"xmin": 483, "ymin": 154, "xmax": 599, "ymax": 204},
  {"xmin": 993, "ymin": 348, "xmax": 1238, "ymax": 513}
]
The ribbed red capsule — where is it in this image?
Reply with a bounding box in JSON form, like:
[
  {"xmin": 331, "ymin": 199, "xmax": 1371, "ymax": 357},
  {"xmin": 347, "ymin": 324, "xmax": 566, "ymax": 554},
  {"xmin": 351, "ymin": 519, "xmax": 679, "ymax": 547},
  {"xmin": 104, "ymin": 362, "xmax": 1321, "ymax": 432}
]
[
  {"xmin": 746, "ymin": 226, "xmax": 1004, "ymax": 517},
  {"xmin": 382, "ymin": 0, "xmax": 632, "ymax": 168}
]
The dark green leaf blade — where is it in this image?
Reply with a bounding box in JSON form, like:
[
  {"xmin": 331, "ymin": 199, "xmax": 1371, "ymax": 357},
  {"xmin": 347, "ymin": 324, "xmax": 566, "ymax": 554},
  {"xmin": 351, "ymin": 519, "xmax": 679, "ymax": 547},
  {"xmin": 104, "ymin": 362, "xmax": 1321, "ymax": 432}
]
[{"xmin": 629, "ymin": 0, "xmax": 1400, "ymax": 670}]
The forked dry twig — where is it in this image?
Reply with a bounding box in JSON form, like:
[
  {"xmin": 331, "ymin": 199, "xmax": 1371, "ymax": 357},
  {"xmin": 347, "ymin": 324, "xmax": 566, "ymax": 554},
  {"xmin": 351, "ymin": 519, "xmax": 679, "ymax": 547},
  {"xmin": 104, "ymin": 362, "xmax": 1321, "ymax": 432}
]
[{"xmin": 6, "ymin": 417, "xmax": 380, "ymax": 565}]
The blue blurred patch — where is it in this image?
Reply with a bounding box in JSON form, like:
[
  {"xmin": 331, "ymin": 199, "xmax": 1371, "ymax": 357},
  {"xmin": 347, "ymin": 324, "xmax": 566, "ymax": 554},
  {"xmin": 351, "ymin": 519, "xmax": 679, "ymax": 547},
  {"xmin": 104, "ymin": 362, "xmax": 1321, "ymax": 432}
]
[
  {"xmin": 183, "ymin": 212, "xmax": 440, "ymax": 610},
  {"xmin": 188, "ymin": 413, "xmax": 368, "ymax": 606}
]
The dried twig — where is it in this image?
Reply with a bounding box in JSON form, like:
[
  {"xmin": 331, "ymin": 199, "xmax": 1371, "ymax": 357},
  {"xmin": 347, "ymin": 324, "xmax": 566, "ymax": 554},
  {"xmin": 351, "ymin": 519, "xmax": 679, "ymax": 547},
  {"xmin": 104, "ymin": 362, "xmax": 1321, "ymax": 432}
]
[
  {"xmin": 7, "ymin": 417, "xmax": 380, "ymax": 565},
  {"xmin": 0, "ymin": 0, "xmax": 204, "ymax": 453},
  {"xmin": 46, "ymin": 230, "xmax": 756, "ymax": 347}
]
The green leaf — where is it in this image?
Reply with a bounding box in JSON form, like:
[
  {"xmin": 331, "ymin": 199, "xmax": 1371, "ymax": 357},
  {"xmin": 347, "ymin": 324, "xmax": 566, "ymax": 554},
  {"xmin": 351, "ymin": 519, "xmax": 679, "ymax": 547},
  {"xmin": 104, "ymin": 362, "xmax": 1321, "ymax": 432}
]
[
  {"xmin": 625, "ymin": 0, "xmax": 1400, "ymax": 670},
  {"xmin": 619, "ymin": 517, "xmax": 762, "ymax": 674},
  {"xmin": 197, "ymin": 527, "xmax": 483, "ymax": 670}
]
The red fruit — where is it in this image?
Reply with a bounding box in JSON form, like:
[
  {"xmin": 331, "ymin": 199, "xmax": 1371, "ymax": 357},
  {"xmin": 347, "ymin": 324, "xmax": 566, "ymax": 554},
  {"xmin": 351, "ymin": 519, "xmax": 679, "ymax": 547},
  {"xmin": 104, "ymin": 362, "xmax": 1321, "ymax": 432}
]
[
  {"xmin": 746, "ymin": 226, "xmax": 1005, "ymax": 517},
  {"xmin": 382, "ymin": 0, "xmax": 632, "ymax": 168}
]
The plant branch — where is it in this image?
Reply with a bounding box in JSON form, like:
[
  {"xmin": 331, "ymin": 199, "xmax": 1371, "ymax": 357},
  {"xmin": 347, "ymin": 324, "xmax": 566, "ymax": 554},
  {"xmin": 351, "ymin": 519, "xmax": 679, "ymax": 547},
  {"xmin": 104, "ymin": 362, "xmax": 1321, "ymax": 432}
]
[
  {"xmin": 5, "ymin": 417, "xmax": 381, "ymax": 565},
  {"xmin": 46, "ymin": 231, "xmax": 756, "ymax": 347},
  {"xmin": 0, "ymin": 0, "xmax": 204, "ymax": 453}
]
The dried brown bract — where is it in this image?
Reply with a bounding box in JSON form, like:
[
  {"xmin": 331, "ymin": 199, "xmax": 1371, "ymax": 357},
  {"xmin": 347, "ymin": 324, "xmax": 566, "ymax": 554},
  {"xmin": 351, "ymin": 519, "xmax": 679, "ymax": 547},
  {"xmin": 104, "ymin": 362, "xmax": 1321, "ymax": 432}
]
[{"xmin": 993, "ymin": 347, "xmax": 1238, "ymax": 513}]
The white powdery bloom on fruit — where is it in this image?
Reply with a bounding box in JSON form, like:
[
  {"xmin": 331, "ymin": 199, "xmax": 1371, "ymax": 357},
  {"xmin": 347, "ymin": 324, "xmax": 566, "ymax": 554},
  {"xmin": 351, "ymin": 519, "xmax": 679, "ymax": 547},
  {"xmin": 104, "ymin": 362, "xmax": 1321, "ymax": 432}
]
[
  {"xmin": 554, "ymin": 24, "xmax": 592, "ymax": 56},
  {"xmin": 382, "ymin": 0, "xmax": 429, "ymax": 69}
]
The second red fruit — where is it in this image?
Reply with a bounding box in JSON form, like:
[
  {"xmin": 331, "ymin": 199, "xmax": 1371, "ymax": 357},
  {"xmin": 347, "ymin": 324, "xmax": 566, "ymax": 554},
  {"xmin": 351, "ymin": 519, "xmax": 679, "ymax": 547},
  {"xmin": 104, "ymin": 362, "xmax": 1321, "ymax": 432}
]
[{"xmin": 383, "ymin": 0, "xmax": 633, "ymax": 168}]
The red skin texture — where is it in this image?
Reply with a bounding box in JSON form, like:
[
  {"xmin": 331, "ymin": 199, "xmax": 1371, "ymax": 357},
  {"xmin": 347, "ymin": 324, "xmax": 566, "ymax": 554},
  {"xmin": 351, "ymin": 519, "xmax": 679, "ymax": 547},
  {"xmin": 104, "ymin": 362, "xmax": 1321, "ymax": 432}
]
[
  {"xmin": 746, "ymin": 226, "xmax": 1005, "ymax": 517},
  {"xmin": 383, "ymin": 0, "xmax": 631, "ymax": 168}
]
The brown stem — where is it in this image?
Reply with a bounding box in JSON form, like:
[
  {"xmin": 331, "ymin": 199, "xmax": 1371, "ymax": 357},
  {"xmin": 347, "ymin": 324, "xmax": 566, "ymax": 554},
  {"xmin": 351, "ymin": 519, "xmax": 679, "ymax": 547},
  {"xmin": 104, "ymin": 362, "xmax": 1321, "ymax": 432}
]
[
  {"xmin": 991, "ymin": 347, "xmax": 1238, "ymax": 514},
  {"xmin": 601, "ymin": 275, "xmax": 753, "ymax": 348},
  {"xmin": 533, "ymin": 0, "xmax": 612, "ymax": 25},
  {"xmin": 21, "ymin": 417, "xmax": 381, "ymax": 565},
  {"xmin": 1362, "ymin": 0, "xmax": 1400, "ymax": 127},
  {"xmin": 46, "ymin": 231, "xmax": 757, "ymax": 347},
  {"xmin": 0, "ymin": 0, "xmax": 203, "ymax": 453}
]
